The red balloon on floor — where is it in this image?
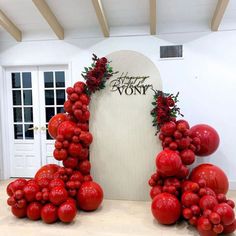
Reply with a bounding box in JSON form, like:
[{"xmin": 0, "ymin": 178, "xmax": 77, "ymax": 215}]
[
  {"xmin": 151, "ymin": 193, "xmax": 181, "ymax": 225},
  {"xmin": 77, "ymin": 181, "xmax": 103, "ymax": 211}
]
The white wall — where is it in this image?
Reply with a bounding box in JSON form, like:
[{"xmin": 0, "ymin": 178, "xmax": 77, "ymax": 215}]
[
  {"xmin": 0, "ymin": 31, "xmax": 236, "ymax": 188},
  {"xmin": 0, "ymin": 64, "xmax": 4, "ymax": 179}
]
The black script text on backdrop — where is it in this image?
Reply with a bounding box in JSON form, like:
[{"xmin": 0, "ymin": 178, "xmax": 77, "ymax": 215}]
[{"xmin": 110, "ymin": 72, "xmax": 153, "ymax": 95}]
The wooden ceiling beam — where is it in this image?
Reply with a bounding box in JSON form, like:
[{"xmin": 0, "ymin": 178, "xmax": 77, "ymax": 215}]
[
  {"xmin": 211, "ymin": 0, "xmax": 229, "ymax": 31},
  {"xmin": 150, "ymin": 0, "xmax": 157, "ymax": 35},
  {"xmin": 32, "ymin": 0, "xmax": 64, "ymax": 39},
  {"xmin": 0, "ymin": 9, "xmax": 22, "ymax": 41},
  {"xmin": 92, "ymin": 0, "xmax": 109, "ymax": 37}
]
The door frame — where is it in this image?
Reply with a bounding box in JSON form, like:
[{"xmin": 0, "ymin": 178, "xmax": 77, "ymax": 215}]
[{"xmin": 0, "ymin": 63, "xmax": 72, "ymax": 179}]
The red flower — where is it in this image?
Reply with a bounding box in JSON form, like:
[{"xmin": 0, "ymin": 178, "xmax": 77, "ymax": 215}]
[
  {"xmin": 167, "ymin": 97, "xmax": 175, "ymax": 107},
  {"xmin": 152, "ymin": 91, "xmax": 182, "ymax": 132}
]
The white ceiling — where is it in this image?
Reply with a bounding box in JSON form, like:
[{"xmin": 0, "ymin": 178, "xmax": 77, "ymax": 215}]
[
  {"xmin": 46, "ymin": 0, "xmax": 99, "ymax": 30},
  {"xmin": 157, "ymin": 0, "xmax": 217, "ymax": 33},
  {"xmin": 102, "ymin": 0, "xmax": 149, "ymax": 27},
  {"xmin": 0, "ymin": 0, "xmax": 49, "ymax": 31},
  {"xmin": 220, "ymin": 0, "xmax": 236, "ymax": 30},
  {"xmin": 0, "ymin": 0, "xmax": 236, "ymax": 41}
]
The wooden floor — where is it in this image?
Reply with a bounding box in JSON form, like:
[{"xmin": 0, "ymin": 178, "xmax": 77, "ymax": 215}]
[{"xmin": 0, "ymin": 179, "xmax": 236, "ymax": 236}]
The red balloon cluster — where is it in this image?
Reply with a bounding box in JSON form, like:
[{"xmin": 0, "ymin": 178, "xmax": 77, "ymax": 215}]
[
  {"xmin": 149, "ymin": 119, "xmax": 235, "ymax": 235},
  {"xmin": 159, "ymin": 120, "xmax": 200, "ymax": 166},
  {"xmin": 181, "ymin": 179, "xmax": 235, "ymax": 235},
  {"xmin": 6, "ymin": 79, "xmax": 104, "ymax": 223}
]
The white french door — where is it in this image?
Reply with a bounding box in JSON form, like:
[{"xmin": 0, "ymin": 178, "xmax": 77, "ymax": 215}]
[{"xmin": 5, "ymin": 65, "xmax": 70, "ymax": 177}]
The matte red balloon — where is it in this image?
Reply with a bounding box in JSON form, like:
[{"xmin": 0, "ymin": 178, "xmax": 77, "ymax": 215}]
[
  {"xmin": 151, "ymin": 193, "xmax": 181, "ymax": 225},
  {"xmin": 77, "ymin": 181, "xmax": 103, "ymax": 211},
  {"xmin": 190, "ymin": 124, "xmax": 220, "ymax": 156},
  {"xmin": 48, "ymin": 113, "xmax": 67, "ymax": 139},
  {"xmin": 190, "ymin": 163, "xmax": 229, "ymax": 194}
]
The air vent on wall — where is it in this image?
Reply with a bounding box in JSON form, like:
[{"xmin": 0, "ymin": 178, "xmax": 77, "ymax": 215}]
[{"xmin": 160, "ymin": 45, "xmax": 183, "ymax": 59}]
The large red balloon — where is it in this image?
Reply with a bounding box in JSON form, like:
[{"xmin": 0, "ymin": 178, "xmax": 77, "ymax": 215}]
[
  {"xmin": 77, "ymin": 181, "xmax": 103, "ymax": 211},
  {"xmin": 190, "ymin": 164, "xmax": 229, "ymax": 194},
  {"xmin": 190, "ymin": 124, "xmax": 220, "ymax": 156},
  {"xmin": 48, "ymin": 113, "xmax": 67, "ymax": 139},
  {"xmin": 151, "ymin": 193, "xmax": 181, "ymax": 225},
  {"xmin": 34, "ymin": 164, "xmax": 60, "ymax": 181}
]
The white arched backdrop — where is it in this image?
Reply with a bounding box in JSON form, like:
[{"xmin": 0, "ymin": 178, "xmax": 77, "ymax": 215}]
[{"xmin": 90, "ymin": 50, "xmax": 162, "ymax": 201}]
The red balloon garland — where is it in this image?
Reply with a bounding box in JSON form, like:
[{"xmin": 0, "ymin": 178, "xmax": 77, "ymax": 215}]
[
  {"xmin": 149, "ymin": 90, "xmax": 235, "ymax": 235},
  {"xmin": 5, "ymin": 54, "xmax": 235, "ymax": 235},
  {"xmin": 6, "ymin": 54, "xmax": 114, "ymax": 223}
]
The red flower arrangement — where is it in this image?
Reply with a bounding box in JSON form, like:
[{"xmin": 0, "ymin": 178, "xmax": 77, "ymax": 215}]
[
  {"xmin": 151, "ymin": 90, "xmax": 183, "ymax": 133},
  {"xmin": 82, "ymin": 54, "xmax": 117, "ymax": 95}
]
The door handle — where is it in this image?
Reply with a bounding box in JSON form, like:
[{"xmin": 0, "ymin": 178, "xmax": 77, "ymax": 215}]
[
  {"xmin": 41, "ymin": 127, "xmax": 48, "ymax": 131},
  {"xmin": 28, "ymin": 126, "xmax": 39, "ymax": 131}
]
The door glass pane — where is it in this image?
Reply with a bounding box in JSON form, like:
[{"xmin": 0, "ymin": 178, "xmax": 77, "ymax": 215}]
[
  {"xmin": 24, "ymin": 107, "xmax": 33, "ymax": 122},
  {"xmin": 56, "ymin": 90, "xmax": 65, "ymax": 105},
  {"xmin": 12, "ymin": 90, "xmax": 22, "ymax": 105},
  {"xmin": 23, "ymin": 90, "xmax": 32, "ymax": 105},
  {"xmin": 22, "ymin": 72, "xmax": 32, "ymax": 88},
  {"xmin": 46, "ymin": 107, "xmax": 55, "ymax": 122},
  {"xmin": 45, "ymin": 90, "xmax": 54, "ymax": 105},
  {"xmin": 44, "ymin": 72, "xmax": 54, "ymax": 88},
  {"xmin": 13, "ymin": 108, "xmax": 22, "ymax": 122},
  {"xmin": 46, "ymin": 124, "xmax": 53, "ymax": 140},
  {"xmin": 44, "ymin": 69, "xmax": 66, "ymax": 140},
  {"xmin": 14, "ymin": 124, "xmax": 23, "ymax": 139},
  {"xmin": 25, "ymin": 124, "xmax": 34, "ymax": 139},
  {"xmin": 12, "ymin": 73, "xmax": 21, "ymax": 88},
  {"xmin": 57, "ymin": 107, "xmax": 64, "ymax": 114},
  {"xmin": 55, "ymin": 71, "xmax": 65, "ymax": 87}
]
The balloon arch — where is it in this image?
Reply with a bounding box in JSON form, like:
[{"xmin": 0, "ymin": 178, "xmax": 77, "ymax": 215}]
[{"xmin": 6, "ymin": 54, "xmax": 235, "ymax": 235}]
